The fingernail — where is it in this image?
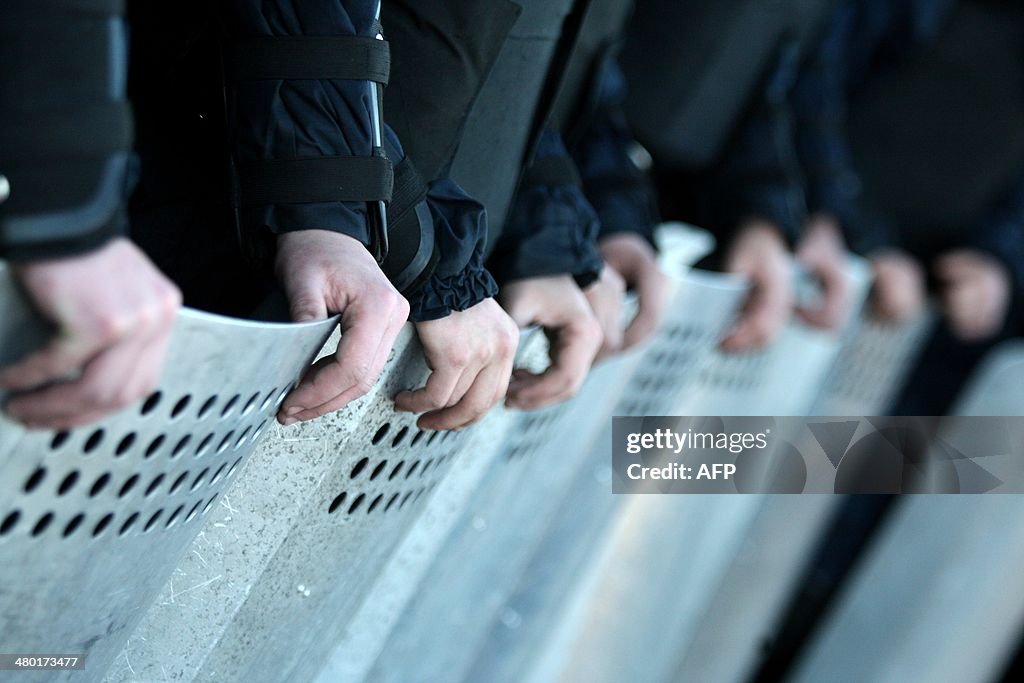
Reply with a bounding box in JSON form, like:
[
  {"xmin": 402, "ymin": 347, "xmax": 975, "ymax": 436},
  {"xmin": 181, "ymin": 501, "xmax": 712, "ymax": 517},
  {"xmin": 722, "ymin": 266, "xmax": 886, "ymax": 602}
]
[
  {"xmin": 284, "ymin": 406, "xmax": 303, "ymax": 417},
  {"xmin": 280, "ymin": 416, "xmax": 298, "ymax": 426}
]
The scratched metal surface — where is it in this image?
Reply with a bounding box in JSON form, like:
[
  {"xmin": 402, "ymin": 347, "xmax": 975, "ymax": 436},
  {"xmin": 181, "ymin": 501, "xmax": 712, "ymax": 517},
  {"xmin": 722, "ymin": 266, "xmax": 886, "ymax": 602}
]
[
  {"xmin": 101, "ymin": 321, "xmax": 548, "ymax": 683},
  {"xmin": 0, "ymin": 263, "xmax": 338, "ymax": 683}
]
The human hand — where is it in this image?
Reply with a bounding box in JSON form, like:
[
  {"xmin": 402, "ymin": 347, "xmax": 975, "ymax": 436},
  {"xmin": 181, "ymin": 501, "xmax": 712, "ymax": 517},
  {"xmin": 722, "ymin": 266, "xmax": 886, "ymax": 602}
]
[
  {"xmin": 275, "ymin": 230, "xmax": 409, "ymax": 424},
  {"xmin": 795, "ymin": 214, "xmax": 852, "ymax": 330},
  {"xmin": 395, "ymin": 299, "xmax": 519, "ymax": 430},
  {"xmin": 599, "ymin": 233, "xmax": 671, "ymax": 351},
  {"xmin": 869, "ymin": 249, "xmax": 926, "ymax": 323},
  {"xmin": 1, "ymin": 237, "xmax": 181, "ymax": 429},
  {"xmin": 721, "ymin": 220, "xmax": 794, "ymax": 352},
  {"xmin": 499, "ymin": 275, "xmax": 602, "ymax": 409},
  {"xmin": 934, "ymin": 249, "xmax": 1011, "ymax": 341},
  {"xmin": 584, "ymin": 264, "xmax": 626, "ymax": 361}
]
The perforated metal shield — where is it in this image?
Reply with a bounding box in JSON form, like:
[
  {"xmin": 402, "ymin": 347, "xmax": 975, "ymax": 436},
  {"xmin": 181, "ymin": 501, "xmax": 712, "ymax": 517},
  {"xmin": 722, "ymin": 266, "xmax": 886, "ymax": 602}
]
[
  {"xmin": 815, "ymin": 310, "xmax": 937, "ymax": 415},
  {"xmin": 618, "ymin": 268, "xmax": 748, "ymax": 416},
  {"xmin": 502, "ymin": 223, "xmax": 721, "ymax": 461},
  {"xmin": 358, "ymin": 352, "xmax": 636, "ymax": 683},
  {"xmin": 102, "ymin": 323, "xmax": 551, "ymax": 683},
  {"xmin": 953, "ymin": 339, "xmax": 1024, "ymax": 416},
  {"xmin": 0, "ymin": 265, "xmax": 337, "ymax": 683},
  {"xmin": 678, "ymin": 256, "xmax": 874, "ymax": 416},
  {"xmin": 346, "ymin": 227, "xmax": 737, "ymax": 683},
  {"xmin": 790, "ymin": 498, "xmax": 1024, "ymax": 683}
]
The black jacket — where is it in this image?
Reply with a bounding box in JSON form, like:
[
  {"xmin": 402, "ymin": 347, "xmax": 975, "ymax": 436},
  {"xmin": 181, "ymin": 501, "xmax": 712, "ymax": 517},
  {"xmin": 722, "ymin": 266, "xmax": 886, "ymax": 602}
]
[{"xmin": 2, "ymin": 0, "xmax": 497, "ymax": 321}]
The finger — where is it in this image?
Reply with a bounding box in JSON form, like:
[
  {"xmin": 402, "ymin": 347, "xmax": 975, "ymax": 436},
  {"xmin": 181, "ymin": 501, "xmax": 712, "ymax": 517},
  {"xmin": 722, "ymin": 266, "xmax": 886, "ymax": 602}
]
[
  {"xmin": 622, "ymin": 269, "xmax": 670, "ymax": 349},
  {"xmin": 16, "ymin": 410, "xmax": 109, "ymax": 431},
  {"xmin": 280, "ymin": 295, "xmax": 395, "ymax": 417},
  {"xmin": 4, "ymin": 329, "xmax": 155, "ymax": 427},
  {"xmin": 721, "ymin": 317, "xmax": 760, "ymax": 352},
  {"xmin": 934, "ymin": 253, "xmax": 975, "ymax": 284},
  {"xmin": 284, "ymin": 296, "xmax": 407, "ymax": 424},
  {"xmin": 279, "ymin": 354, "xmax": 381, "ymax": 423},
  {"xmin": 722, "ymin": 283, "xmax": 787, "ymax": 352},
  {"xmin": 420, "ymin": 364, "xmax": 506, "ymax": 430},
  {"xmin": 819, "ymin": 265, "xmax": 850, "ymax": 328},
  {"xmin": 283, "ymin": 277, "xmax": 330, "ymax": 323},
  {"xmin": 872, "ymin": 291, "xmax": 904, "ymax": 323},
  {"xmin": 395, "ymin": 364, "xmax": 465, "ymax": 414},
  {"xmin": 0, "ymin": 331, "xmax": 108, "ymax": 391},
  {"xmin": 435, "ymin": 334, "xmax": 516, "ymax": 429},
  {"xmin": 797, "ymin": 273, "xmax": 847, "ymax": 329},
  {"xmin": 507, "ymin": 318, "xmax": 600, "ymax": 409},
  {"xmin": 878, "ymin": 280, "xmax": 922, "ymax": 322},
  {"xmin": 594, "ymin": 298, "xmax": 625, "ymax": 362},
  {"xmin": 948, "ymin": 306, "xmax": 987, "ymax": 341},
  {"xmin": 946, "ymin": 284, "xmax": 998, "ymax": 340}
]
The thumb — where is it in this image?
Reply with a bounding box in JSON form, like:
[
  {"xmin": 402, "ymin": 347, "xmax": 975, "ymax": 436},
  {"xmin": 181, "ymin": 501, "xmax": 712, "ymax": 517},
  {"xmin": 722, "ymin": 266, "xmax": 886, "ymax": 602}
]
[{"xmin": 284, "ymin": 278, "xmax": 329, "ymax": 323}]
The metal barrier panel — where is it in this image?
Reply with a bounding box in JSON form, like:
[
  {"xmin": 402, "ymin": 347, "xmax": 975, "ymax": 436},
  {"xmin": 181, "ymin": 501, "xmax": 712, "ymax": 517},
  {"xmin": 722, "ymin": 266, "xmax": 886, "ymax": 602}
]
[
  {"xmin": 101, "ymin": 326, "xmax": 371, "ymax": 683},
  {"xmin": 349, "ymin": 228, "xmax": 745, "ymax": 683},
  {"xmin": 310, "ymin": 332, "xmax": 551, "ymax": 683},
  {"xmin": 469, "ymin": 489, "xmax": 836, "ymax": 683},
  {"xmin": 104, "ymin": 326, "xmax": 546, "ymax": 683},
  {"xmin": 933, "ymin": 341, "xmax": 1024, "ymax": 493},
  {"xmin": 790, "ymin": 497, "xmax": 1024, "ymax": 683},
  {"xmin": 814, "ymin": 311, "xmax": 936, "ymax": 416},
  {"xmin": 664, "ymin": 496, "xmax": 838, "ymax": 683},
  {"xmin": 458, "ymin": 439, "xmax": 620, "ymax": 683},
  {"xmin": 457, "ymin": 267, "xmax": 750, "ymax": 682},
  {"xmin": 525, "ymin": 495, "xmax": 767, "ymax": 683},
  {"xmin": 4, "ymin": 219, "xmax": 971, "ymax": 683},
  {"xmin": 953, "ymin": 340, "xmax": 1024, "ymax": 416},
  {"xmin": 355, "ymin": 348, "xmax": 643, "ymax": 683},
  {"xmin": 617, "ymin": 268, "xmax": 747, "ymax": 417},
  {"xmin": 0, "ymin": 266, "xmax": 337, "ymax": 683},
  {"xmin": 453, "ymin": 238, "xmax": 752, "ymax": 683}
]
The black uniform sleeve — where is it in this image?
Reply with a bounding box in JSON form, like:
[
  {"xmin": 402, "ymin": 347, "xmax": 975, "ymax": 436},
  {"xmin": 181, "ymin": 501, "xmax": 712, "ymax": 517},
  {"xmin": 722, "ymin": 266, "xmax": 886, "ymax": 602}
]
[
  {"xmin": 0, "ymin": 0, "xmax": 133, "ymax": 261},
  {"xmin": 221, "ymin": 0, "xmax": 380, "ymax": 246},
  {"xmin": 488, "ymin": 126, "xmax": 604, "ymax": 288},
  {"xmin": 570, "ymin": 60, "xmax": 659, "ymax": 247},
  {"xmin": 707, "ymin": 43, "xmax": 807, "ymax": 248},
  {"xmin": 409, "ymin": 176, "xmax": 499, "ymax": 321},
  {"xmin": 789, "ymin": 0, "xmax": 898, "ymax": 256},
  {"xmin": 966, "ymin": 166, "xmax": 1024, "ymax": 294}
]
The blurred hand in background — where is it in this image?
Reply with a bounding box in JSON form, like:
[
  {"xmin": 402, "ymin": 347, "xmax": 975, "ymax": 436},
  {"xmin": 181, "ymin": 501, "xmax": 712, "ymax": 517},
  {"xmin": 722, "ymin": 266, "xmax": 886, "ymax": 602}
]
[
  {"xmin": 934, "ymin": 249, "xmax": 1011, "ymax": 342},
  {"xmin": 795, "ymin": 214, "xmax": 852, "ymax": 331},
  {"xmin": 584, "ymin": 263, "xmax": 626, "ymax": 361},
  {"xmin": 721, "ymin": 220, "xmax": 794, "ymax": 352},
  {"xmin": 599, "ymin": 233, "xmax": 671, "ymax": 353},
  {"xmin": 1, "ymin": 238, "xmax": 181, "ymax": 429},
  {"xmin": 868, "ymin": 249, "xmax": 927, "ymax": 324}
]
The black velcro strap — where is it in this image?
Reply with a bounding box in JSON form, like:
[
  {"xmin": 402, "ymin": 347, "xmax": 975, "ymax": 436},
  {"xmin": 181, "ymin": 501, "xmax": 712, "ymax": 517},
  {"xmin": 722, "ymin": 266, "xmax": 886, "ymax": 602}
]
[
  {"xmin": 383, "ymin": 157, "xmax": 435, "ymax": 294},
  {"xmin": 522, "ymin": 155, "xmax": 583, "ymax": 189},
  {"xmin": 2, "ymin": 101, "xmax": 133, "ymax": 164},
  {"xmin": 224, "ymin": 36, "xmax": 390, "ymax": 84},
  {"xmin": 387, "ymin": 157, "xmax": 428, "ymax": 227},
  {"xmin": 237, "ymin": 156, "xmax": 393, "ymax": 206}
]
